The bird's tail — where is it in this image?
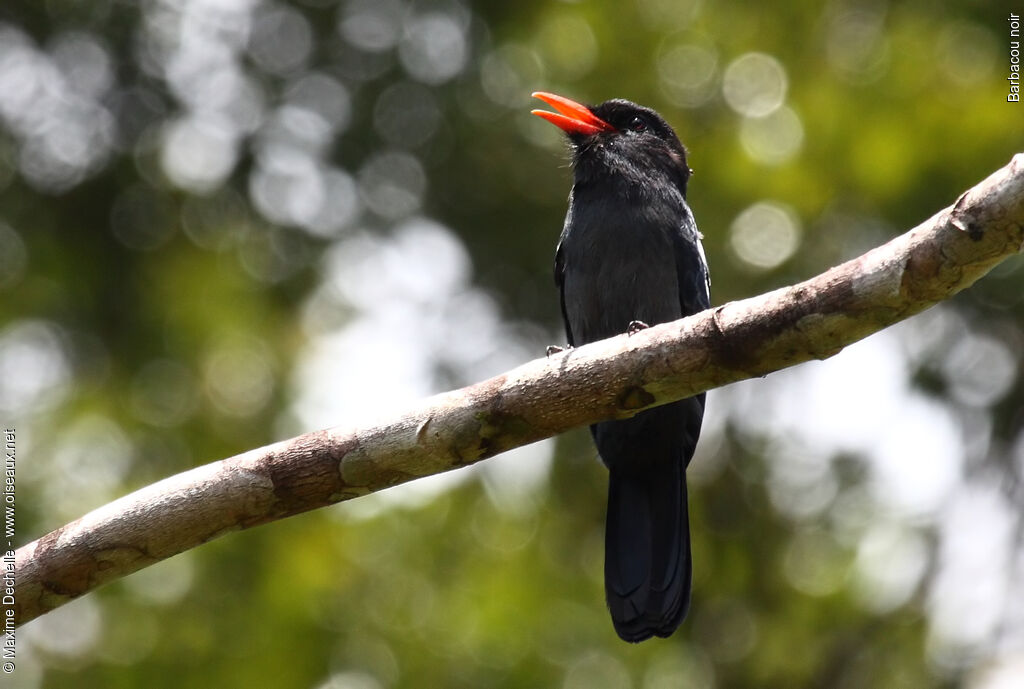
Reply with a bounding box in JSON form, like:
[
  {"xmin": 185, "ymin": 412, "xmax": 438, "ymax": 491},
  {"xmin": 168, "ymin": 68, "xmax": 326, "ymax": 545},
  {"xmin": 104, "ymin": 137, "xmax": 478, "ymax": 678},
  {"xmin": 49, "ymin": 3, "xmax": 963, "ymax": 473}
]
[{"xmin": 604, "ymin": 451, "xmax": 691, "ymax": 643}]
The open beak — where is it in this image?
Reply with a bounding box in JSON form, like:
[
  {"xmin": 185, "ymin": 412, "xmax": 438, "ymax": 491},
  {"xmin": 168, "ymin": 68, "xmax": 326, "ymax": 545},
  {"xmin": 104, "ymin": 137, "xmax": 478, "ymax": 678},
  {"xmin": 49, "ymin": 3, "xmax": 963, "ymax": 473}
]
[{"xmin": 531, "ymin": 91, "xmax": 615, "ymax": 136}]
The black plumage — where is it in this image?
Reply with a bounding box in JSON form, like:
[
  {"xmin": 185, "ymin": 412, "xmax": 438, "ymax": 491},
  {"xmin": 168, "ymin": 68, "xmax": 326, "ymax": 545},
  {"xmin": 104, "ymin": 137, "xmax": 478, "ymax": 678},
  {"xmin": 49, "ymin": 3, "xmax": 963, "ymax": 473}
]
[{"xmin": 533, "ymin": 93, "xmax": 711, "ymax": 642}]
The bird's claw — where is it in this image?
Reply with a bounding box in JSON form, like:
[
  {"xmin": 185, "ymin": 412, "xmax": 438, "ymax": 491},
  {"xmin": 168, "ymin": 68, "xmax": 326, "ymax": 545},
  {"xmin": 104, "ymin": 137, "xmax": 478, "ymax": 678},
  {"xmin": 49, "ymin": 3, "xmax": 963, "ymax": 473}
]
[
  {"xmin": 546, "ymin": 344, "xmax": 572, "ymax": 357},
  {"xmin": 626, "ymin": 320, "xmax": 650, "ymax": 335}
]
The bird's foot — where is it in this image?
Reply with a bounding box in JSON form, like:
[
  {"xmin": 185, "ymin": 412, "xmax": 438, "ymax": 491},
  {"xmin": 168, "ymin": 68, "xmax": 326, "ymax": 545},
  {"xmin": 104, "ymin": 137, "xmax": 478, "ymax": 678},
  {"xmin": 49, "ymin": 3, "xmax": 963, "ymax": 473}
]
[
  {"xmin": 546, "ymin": 344, "xmax": 572, "ymax": 357},
  {"xmin": 626, "ymin": 320, "xmax": 650, "ymax": 336}
]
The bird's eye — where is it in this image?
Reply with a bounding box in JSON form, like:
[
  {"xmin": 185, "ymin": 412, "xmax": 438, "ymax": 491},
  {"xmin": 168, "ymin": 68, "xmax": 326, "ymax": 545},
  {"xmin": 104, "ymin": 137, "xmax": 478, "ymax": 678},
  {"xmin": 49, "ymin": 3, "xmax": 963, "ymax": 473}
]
[{"xmin": 629, "ymin": 117, "xmax": 647, "ymax": 132}]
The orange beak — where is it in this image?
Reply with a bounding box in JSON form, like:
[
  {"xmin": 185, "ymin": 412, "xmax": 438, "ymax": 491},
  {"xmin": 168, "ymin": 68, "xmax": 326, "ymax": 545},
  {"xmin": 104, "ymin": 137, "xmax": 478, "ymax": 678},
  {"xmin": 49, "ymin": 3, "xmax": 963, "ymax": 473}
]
[{"xmin": 531, "ymin": 91, "xmax": 615, "ymax": 136}]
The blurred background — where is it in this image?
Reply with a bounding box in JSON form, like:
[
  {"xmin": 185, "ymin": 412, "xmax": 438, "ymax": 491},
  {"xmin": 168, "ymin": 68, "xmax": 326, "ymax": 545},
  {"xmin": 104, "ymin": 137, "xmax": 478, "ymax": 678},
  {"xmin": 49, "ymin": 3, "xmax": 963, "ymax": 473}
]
[{"xmin": 3, "ymin": 0, "xmax": 1023, "ymax": 687}]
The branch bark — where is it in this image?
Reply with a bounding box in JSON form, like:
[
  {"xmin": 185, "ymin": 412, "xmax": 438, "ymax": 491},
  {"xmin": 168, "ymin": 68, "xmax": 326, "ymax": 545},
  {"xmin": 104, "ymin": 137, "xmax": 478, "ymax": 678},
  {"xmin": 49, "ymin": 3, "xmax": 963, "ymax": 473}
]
[{"xmin": 14, "ymin": 154, "xmax": 1024, "ymax": 626}]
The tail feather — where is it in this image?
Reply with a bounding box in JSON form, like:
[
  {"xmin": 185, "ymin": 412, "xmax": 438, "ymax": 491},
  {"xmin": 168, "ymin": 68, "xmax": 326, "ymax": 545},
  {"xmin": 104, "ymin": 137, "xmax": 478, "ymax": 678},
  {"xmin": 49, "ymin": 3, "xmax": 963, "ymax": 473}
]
[
  {"xmin": 594, "ymin": 396, "xmax": 703, "ymax": 642},
  {"xmin": 605, "ymin": 461, "xmax": 691, "ymax": 642}
]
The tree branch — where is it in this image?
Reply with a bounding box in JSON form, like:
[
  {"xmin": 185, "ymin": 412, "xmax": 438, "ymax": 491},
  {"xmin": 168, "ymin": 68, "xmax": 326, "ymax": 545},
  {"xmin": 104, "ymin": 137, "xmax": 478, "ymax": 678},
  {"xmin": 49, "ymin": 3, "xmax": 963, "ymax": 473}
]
[{"xmin": 14, "ymin": 154, "xmax": 1024, "ymax": 626}]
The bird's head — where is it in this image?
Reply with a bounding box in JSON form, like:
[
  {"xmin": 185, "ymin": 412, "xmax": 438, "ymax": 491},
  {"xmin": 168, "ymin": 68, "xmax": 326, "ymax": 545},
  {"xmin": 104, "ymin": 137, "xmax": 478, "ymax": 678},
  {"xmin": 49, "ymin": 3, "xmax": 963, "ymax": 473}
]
[{"xmin": 531, "ymin": 91, "xmax": 691, "ymax": 195}]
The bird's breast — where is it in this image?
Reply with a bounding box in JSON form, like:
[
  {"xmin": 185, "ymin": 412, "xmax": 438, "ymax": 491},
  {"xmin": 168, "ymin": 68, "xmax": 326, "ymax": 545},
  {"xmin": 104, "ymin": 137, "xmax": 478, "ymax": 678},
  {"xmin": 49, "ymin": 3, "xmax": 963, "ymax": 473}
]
[{"xmin": 560, "ymin": 192, "xmax": 684, "ymax": 344}]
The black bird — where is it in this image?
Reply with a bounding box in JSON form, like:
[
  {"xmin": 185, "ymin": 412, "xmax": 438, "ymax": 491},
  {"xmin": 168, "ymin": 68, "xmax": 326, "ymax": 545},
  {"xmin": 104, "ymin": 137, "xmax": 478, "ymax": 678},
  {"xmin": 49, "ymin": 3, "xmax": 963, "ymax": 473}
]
[{"xmin": 532, "ymin": 92, "xmax": 710, "ymax": 642}]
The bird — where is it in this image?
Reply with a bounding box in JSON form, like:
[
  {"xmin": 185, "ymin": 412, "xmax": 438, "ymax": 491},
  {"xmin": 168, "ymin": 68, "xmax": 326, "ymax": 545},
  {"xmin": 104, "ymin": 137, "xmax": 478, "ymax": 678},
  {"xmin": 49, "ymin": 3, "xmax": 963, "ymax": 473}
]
[{"xmin": 531, "ymin": 92, "xmax": 711, "ymax": 642}]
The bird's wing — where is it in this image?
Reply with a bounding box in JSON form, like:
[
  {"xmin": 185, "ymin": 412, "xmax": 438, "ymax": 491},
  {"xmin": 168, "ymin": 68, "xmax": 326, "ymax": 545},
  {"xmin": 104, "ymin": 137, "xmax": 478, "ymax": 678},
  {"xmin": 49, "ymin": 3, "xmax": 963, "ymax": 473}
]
[
  {"xmin": 674, "ymin": 210, "xmax": 711, "ymax": 317},
  {"xmin": 554, "ymin": 239, "xmax": 575, "ymax": 347}
]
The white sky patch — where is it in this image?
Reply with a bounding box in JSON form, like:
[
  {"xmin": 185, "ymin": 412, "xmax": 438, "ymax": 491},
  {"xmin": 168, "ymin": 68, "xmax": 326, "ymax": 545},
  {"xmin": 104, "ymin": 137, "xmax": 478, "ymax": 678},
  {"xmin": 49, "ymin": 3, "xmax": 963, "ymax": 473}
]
[
  {"xmin": 24, "ymin": 595, "xmax": 102, "ymax": 659},
  {"xmin": 723, "ymin": 321, "xmax": 962, "ymax": 518},
  {"xmin": 289, "ymin": 217, "xmax": 552, "ymax": 511},
  {"xmin": 928, "ymin": 482, "xmax": 1016, "ymax": 662},
  {"xmin": 0, "ymin": 319, "xmax": 72, "ymax": 414},
  {"xmin": 479, "ymin": 440, "xmax": 555, "ymax": 518},
  {"xmin": 971, "ymin": 655, "xmax": 1024, "ymax": 689},
  {"xmin": 722, "ymin": 52, "xmax": 788, "ymax": 117},
  {"xmin": 870, "ymin": 396, "xmax": 961, "ymax": 517},
  {"xmin": 853, "ymin": 521, "xmax": 928, "ymax": 613},
  {"xmin": 729, "ymin": 201, "xmax": 802, "ymax": 271}
]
